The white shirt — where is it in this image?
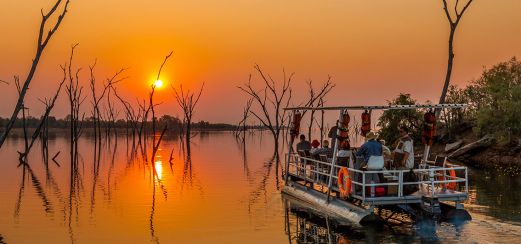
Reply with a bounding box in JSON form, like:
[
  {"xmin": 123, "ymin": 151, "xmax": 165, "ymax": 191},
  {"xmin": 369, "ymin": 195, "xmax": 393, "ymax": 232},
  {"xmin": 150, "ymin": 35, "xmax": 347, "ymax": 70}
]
[{"xmin": 395, "ymin": 138, "xmax": 414, "ymax": 169}]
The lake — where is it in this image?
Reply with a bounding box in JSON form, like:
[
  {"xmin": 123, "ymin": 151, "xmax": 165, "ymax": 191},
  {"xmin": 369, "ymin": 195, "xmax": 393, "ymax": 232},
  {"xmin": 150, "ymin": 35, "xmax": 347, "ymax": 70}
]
[{"xmin": 1, "ymin": 131, "xmax": 520, "ymax": 243}]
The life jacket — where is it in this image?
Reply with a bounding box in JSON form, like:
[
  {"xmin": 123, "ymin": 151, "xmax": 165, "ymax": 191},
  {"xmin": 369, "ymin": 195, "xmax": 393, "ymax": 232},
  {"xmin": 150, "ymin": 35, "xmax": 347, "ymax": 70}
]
[
  {"xmin": 290, "ymin": 112, "xmax": 302, "ymax": 140},
  {"xmin": 337, "ymin": 112, "xmax": 350, "ymax": 140},
  {"xmin": 361, "ymin": 110, "xmax": 371, "ymax": 137},
  {"xmin": 422, "ymin": 111, "xmax": 436, "ymax": 145}
]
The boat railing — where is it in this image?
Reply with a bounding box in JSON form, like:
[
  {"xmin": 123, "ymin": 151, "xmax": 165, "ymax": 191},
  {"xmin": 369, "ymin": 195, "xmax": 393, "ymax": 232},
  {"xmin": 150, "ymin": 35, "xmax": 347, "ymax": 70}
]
[{"xmin": 285, "ymin": 153, "xmax": 468, "ymax": 205}]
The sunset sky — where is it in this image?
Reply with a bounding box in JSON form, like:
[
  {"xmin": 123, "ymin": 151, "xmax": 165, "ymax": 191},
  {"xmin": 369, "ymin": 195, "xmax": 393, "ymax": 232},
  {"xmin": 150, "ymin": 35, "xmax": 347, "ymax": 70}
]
[{"xmin": 1, "ymin": 0, "xmax": 521, "ymax": 123}]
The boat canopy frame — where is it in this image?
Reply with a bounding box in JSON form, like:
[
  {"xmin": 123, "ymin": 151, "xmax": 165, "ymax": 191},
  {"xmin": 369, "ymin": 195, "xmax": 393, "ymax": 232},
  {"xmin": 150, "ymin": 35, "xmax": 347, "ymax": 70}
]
[{"xmin": 284, "ymin": 103, "xmax": 467, "ymax": 111}]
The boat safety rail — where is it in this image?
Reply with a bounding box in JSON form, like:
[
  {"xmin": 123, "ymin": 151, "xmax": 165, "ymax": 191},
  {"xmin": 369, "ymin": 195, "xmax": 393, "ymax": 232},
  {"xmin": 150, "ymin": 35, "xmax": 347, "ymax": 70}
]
[
  {"xmin": 285, "ymin": 153, "xmax": 468, "ymax": 202},
  {"xmin": 285, "ymin": 153, "xmax": 339, "ymax": 185},
  {"xmin": 344, "ymin": 166, "xmax": 468, "ymax": 199}
]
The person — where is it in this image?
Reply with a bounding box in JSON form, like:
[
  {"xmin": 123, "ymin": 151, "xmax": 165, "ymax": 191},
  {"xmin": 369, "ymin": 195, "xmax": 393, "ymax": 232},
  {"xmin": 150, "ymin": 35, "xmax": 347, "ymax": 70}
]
[
  {"xmin": 328, "ymin": 123, "xmax": 338, "ymax": 145},
  {"xmin": 310, "ymin": 140, "xmax": 333, "ymax": 159},
  {"xmin": 355, "ymin": 131, "xmax": 383, "ymax": 169},
  {"xmin": 355, "ymin": 131, "xmax": 384, "ymax": 196},
  {"xmin": 379, "ymin": 139, "xmax": 391, "ymax": 157},
  {"xmin": 311, "ymin": 139, "xmax": 320, "ymax": 150},
  {"xmin": 337, "ymin": 140, "xmax": 353, "ymax": 168},
  {"xmin": 379, "ymin": 139, "xmax": 392, "ymax": 168},
  {"xmin": 394, "ymin": 126, "xmax": 414, "ymax": 169},
  {"xmin": 295, "ymin": 134, "xmax": 311, "ymax": 152}
]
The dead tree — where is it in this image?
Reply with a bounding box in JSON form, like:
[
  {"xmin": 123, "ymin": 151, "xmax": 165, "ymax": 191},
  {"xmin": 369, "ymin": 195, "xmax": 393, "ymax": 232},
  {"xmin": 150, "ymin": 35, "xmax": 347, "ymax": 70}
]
[
  {"xmin": 172, "ymin": 82, "xmax": 205, "ymax": 153},
  {"xmin": 439, "ymin": 0, "xmax": 474, "ymax": 108},
  {"xmin": 238, "ymin": 64, "xmax": 292, "ymax": 157},
  {"xmin": 65, "ymin": 44, "xmax": 86, "ymax": 164},
  {"xmin": 0, "ymin": 0, "xmax": 71, "ymax": 148},
  {"xmin": 89, "ymin": 61, "xmax": 125, "ymax": 148},
  {"xmin": 150, "ymin": 51, "xmax": 172, "ymax": 148},
  {"xmin": 235, "ymin": 98, "xmax": 253, "ymax": 137},
  {"xmin": 19, "ymin": 70, "xmax": 66, "ymax": 162},
  {"xmin": 318, "ymin": 98, "xmax": 326, "ymax": 144},
  {"xmin": 301, "ymin": 78, "xmax": 335, "ymax": 140},
  {"xmin": 105, "ymin": 89, "xmax": 120, "ymax": 141},
  {"xmin": 13, "ymin": 77, "xmax": 29, "ymax": 152},
  {"xmin": 112, "ymin": 87, "xmax": 140, "ymax": 143}
]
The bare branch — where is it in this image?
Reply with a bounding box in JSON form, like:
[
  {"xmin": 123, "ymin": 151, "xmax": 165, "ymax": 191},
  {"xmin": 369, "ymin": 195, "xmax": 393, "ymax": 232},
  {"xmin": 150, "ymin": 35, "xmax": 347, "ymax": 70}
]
[{"xmin": 156, "ymin": 51, "xmax": 173, "ymax": 81}]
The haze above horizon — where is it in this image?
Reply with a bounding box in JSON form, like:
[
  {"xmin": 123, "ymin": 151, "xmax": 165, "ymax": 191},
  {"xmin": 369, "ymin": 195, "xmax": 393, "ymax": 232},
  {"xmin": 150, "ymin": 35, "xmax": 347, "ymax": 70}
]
[{"xmin": 1, "ymin": 0, "xmax": 521, "ymax": 123}]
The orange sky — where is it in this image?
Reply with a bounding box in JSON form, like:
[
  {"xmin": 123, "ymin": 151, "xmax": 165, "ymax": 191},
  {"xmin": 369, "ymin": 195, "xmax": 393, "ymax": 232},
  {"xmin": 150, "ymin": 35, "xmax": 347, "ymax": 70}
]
[{"xmin": 1, "ymin": 0, "xmax": 521, "ymax": 123}]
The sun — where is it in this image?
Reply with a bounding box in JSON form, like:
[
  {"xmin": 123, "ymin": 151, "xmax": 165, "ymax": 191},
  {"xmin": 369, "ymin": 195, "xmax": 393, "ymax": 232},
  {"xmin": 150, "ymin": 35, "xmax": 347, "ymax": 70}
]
[{"xmin": 153, "ymin": 79, "xmax": 164, "ymax": 88}]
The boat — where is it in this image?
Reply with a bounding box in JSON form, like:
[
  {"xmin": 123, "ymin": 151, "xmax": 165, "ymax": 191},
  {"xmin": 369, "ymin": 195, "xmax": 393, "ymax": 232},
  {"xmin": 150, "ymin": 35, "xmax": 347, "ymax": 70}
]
[{"xmin": 282, "ymin": 104, "xmax": 472, "ymax": 225}]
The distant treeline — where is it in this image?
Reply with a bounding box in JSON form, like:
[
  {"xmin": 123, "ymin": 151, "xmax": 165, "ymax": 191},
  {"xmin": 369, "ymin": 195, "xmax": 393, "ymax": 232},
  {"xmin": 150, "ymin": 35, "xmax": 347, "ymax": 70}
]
[{"xmin": 0, "ymin": 114, "xmax": 261, "ymax": 132}]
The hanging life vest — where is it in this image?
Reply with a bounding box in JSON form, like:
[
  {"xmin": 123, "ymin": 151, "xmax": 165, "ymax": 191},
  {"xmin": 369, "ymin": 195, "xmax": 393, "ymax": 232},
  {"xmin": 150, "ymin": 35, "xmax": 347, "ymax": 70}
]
[
  {"xmin": 422, "ymin": 110, "xmax": 437, "ymax": 145},
  {"xmin": 290, "ymin": 112, "xmax": 302, "ymax": 140},
  {"xmin": 361, "ymin": 110, "xmax": 371, "ymax": 137},
  {"xmin": 337, "ymin": 112, "xmax": 350, "ymax": 140}
]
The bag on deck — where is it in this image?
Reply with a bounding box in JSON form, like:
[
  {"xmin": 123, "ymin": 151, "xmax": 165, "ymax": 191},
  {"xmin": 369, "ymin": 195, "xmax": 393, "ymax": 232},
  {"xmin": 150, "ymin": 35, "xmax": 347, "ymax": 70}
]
[{"xmin": 403, "ymin": 169, "xmax": 419, "ymax": 195}]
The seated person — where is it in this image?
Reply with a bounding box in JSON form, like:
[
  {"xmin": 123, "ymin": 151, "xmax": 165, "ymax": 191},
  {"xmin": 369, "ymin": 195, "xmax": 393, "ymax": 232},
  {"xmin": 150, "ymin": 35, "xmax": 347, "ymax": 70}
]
[
  {"xmin": 310, "ymin": 140, "xmax": 333, "ymax": 159},
  {"xmin": 310, "ymin": 139, "xmax": 320, "ymax": 154},
  {"xmin": 295, "ymin": 134, "xmax": 311, "ymax": 153}
]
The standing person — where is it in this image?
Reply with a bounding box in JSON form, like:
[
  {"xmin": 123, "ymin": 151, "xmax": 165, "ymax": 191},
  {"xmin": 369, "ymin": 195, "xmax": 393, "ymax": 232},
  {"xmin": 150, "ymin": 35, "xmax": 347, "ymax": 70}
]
[
  {"xmin": 355, "ymin": 131, "xmax": 384, "ymax": 196},
  {"xmin": 328, "ymin": 121, "xmax": 338, "ymax": 146},
  {"xmin": 355, "ymin": 131, "xmax": 383, "ymax": 170},
  {"xmin": 296, "ymin": 134, "xmax": 311, "ymax": 152},
  {"xmin": 394, "ymin": 126, "xmax": 414, "ymax": 169},
  {"xmin": 337, "ymin": 140, "xmax": 353, "ymax": 168}
]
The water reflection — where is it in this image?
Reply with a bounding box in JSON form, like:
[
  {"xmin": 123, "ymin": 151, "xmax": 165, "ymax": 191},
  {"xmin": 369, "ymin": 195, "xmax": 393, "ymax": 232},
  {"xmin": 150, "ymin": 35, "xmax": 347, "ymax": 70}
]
[
  {"xmin": 154, "ymin": 161, "xmax": 163, "ymax": 181},
  {"xmin": 283, "ymin": 198, "xmax": 369, "ymax": 244},
  {"xmin": 1, "ymin": 131, "xmax": 521, "ymax": 243}
]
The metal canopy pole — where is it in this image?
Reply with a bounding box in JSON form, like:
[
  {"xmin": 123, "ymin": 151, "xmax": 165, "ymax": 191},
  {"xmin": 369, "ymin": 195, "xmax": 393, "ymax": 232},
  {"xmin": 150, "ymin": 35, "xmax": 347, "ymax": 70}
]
[
  {"xmin": 284, "ymin": 103, "xmax": 467, "ymax": 111},
  {"xmin": 284, "ymin": 112, "xmax": 297, "ymax": 186},
  {"xmin": 326, "ymin": 109, "xmax": 345, "ymax": 203}
]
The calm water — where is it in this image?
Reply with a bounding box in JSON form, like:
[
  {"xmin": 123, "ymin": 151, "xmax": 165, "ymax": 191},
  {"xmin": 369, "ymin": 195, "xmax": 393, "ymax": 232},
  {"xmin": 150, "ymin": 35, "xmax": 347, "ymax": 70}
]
[{"xmin": 0, "ymin": 131, "xmax": 520, "ymax": 243}]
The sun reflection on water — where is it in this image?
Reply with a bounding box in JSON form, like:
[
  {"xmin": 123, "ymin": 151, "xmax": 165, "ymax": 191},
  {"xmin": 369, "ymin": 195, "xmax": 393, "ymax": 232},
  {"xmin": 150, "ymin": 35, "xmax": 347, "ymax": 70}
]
[{"xmin": 154, "ymin": 160, "xmax": 163, "ymax": 181}]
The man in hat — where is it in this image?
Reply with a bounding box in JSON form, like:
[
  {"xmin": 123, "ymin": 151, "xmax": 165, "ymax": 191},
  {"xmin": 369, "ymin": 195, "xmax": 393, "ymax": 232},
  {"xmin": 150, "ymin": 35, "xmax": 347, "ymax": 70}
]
[{"xmin": 355, "ymin": 131, "xmax": 383, "ymax": 165}]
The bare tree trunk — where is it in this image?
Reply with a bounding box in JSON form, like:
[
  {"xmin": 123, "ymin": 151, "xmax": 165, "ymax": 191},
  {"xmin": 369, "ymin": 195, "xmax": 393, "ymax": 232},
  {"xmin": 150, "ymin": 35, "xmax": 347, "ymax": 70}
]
[
  {"xmin": 172, "ymin": 82, "xmax": 205, "ymax": 157},
  {"xmin": 19, "ymin": 74, "xmax": 66, "ymax": 161},
  {"xmin": 0, "ymin": 0, "xmax": 71, "ymax": 149},
  {"xmin": 439, "ymin": 26, "xmax": 456, "ymax": 106},
  {"xmin": 438, "ymin": 0, "xmax": 474, "ymax": 113}
]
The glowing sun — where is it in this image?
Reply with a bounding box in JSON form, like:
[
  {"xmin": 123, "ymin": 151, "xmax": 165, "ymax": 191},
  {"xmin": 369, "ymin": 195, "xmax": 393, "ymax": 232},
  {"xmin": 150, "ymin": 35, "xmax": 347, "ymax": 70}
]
[{"xmin": 154, "ymin": 79, "xmax": 164, "ymax": 88}]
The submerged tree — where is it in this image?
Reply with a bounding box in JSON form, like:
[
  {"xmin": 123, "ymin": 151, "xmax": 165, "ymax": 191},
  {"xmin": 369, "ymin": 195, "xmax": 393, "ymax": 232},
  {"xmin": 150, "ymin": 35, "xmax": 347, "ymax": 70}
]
[
  {"xmin": 65, "ymin": 44, "xmax": 85, "ymax": 164},
  {"xmin": 0, "ymin": 0, "xmax": 71, "ymax": 149},
  {"xmin": 438, "ymin": 0, "xmax": 474, "ymax": 107},
  {"xmin": 238, "ymin": 64, "xmax": 293, "ymax": 157},
  {"xmin": 301, "ymin": 78, "xmax": 335, "ymax": 141},
  {"xmin": 172, "ymin": 82, "xmax": 205, "ymax": 153}
]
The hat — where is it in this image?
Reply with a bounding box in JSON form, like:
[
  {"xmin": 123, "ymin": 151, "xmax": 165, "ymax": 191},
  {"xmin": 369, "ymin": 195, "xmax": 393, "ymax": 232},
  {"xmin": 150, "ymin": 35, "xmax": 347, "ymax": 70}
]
[
  {"xmin": 311, "ymin": 139, "xmax": 320, "ymax": 148},
  {"xmin": 365, "ymin": 131, "xmax": 378, "ymax": 140}
]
